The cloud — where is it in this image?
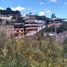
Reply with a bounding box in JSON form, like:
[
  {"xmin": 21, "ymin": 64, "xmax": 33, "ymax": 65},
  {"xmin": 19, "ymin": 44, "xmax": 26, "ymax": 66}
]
[
  {"xmin": 11, "ymin": 6, "xmax": 26, "ymax": 11},
  {"xmin": 40, "ymin": 2, "xmax": 44, "ymax": 5},
  {"xmin": 45, "ymin": 9, "xmax": 52, "ymax": 13},
  {"xmin": 0, "ymin": 7, "xmax": 4, "ymax": 10},
  {"xmin": 43, "ymin": 9, "xmax": 52, "ymax": 13},
  {"xmin": 48, "ymin": 0, "xmax": 57, "ymax": 3},
  {"xmin": 38, "ymin": 11, "xmax": 45, "ymax": 16},
  {"xmin": 38, "ymin": 9, "xmax": 52, "ymax": 16},
  {"xmin": 0, "ymin": 6, "xmax": 26, "ymax": 11}
]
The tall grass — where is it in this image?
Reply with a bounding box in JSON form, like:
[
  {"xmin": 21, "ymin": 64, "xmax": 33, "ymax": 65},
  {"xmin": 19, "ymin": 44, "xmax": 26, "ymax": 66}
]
[{"xmin": 0, "ymin": 33, "xmax": 67, "ymax": 67}]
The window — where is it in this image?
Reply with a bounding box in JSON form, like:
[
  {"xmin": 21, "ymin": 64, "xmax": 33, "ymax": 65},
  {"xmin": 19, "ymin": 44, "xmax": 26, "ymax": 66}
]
[
  {"xmin": 14, "ymin": 33, "xmax": 18, "ymax": 36},
  {"xmin": 21, "ymin": 30, "xmax": 23, "ymax": 32},
  {"xmin": 21, "ymin": 33, "xmax": 23, "ymax": 35},
  {"xmin": 17, "ymin": 30, "xmax": 19, "ymax": 32}
]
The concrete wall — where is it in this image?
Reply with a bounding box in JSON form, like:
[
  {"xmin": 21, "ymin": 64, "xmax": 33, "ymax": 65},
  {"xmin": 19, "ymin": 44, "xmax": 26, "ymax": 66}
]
[{"xmin": 0, "ymin": 25, "xmax": 14, "ymax": 37}]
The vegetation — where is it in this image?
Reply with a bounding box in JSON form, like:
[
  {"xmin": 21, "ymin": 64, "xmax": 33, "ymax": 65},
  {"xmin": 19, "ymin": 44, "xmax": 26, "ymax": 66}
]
[
  {"xmin": 51, "ymin": 13, "xmax": 56, "ymax": 18},
  {"xmin": 37, "ymin": 22, "xmax": 67, "ymax": 35},
  {"xmin": 0, "ymin": 33, "xmax": 67, "ymax": 67}
]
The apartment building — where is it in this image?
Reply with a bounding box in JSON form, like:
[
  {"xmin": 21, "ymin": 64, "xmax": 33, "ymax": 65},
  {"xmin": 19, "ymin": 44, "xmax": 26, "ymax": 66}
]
[{"xmin": 14, "ymin": 14, "xmax": 46, "ymax": 37}]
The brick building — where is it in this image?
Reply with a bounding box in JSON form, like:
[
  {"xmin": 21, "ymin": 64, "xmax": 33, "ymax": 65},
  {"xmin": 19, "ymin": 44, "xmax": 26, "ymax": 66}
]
[{"xmin": 14, "ymin": 14, "xmax": 38, "ymax": 37}]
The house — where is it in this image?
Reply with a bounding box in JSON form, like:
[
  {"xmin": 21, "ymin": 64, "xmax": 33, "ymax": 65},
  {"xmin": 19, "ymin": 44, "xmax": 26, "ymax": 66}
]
[
  {"xmin": 0, "ymin": 8, "xmax": 21, "ymax": 25},
  {"xmin": 0, "ymin": 8, "xmax": 20, "ymax": 19},
  {"xmin": 25, "ymin": 14, "xmax": 36, "ymax": 22}
]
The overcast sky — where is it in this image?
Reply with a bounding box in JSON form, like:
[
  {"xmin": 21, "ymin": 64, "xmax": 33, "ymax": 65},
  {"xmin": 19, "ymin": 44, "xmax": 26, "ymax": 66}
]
[{"xmin": 0, "ymin": 0, "xmax": 67, "ymax": 18}]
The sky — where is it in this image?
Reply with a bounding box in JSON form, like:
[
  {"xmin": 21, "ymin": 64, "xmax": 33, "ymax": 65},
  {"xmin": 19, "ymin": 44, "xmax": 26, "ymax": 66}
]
[{"xmin": 0, "ymin": 0, "xmax": 67, "ymax": 18}]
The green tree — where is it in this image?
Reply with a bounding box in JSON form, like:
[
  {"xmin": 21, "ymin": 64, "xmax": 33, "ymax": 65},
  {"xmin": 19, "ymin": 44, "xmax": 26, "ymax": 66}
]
[{"xmin": 51, "ymin": 13, "xmax": 56, "ymax": 18}]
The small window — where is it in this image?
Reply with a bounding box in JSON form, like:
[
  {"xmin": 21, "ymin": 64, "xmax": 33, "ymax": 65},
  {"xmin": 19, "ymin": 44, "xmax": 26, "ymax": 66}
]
[
  {"xmin": 17, "ymin": 30, "xmax": 19, "ymax": 32},
  {"xmin": 21, "ymin": 33, "xmax": 23, "ymax": 35},
  {"xmin": 14, "ymin": 33, "xmax": 18, "ymax": 36},
  {"xmin": 21, "ymin": 30, "xmax": 23, "ymax": 32}
]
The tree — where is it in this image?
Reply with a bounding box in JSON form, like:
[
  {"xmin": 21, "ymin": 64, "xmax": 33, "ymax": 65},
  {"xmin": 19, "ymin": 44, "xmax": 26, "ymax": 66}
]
[{"xmin": 51, "ymin": 13, "xmax": 56, "ymax": 18}]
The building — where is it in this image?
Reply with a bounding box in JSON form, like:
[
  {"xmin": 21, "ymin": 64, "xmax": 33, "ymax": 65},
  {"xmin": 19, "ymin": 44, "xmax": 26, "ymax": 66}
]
[
  {"xmin": 25, "ymin": 14, "xmax": 36, "ymax": 22},
  {"xmin": 0, "ymin": 25, "xmax": 14, "ymax": 37},
  {"xmin": 25, "ymin": 22, "xmax": 38, "ymax": 36},
  {"xmin": 25, "ymin": 14, "xmax": 46, "ymax": 31},
  {"xmin": 0, "ymin": 8, "xmax": 21, "ymax": 25},
  {"xmin": 14, "ymin": 16, "xmax": 38, "ymax": 37},
  {"xmin": 14, "ymin": 17, "xmax": 25, "ymax": 37},
  {"xmin": 51, "ymin": 18, "xmax": 62, "ymax": 23},
  {"xmin": 14, "ymin": 14, "xmax": 46, "ymax": 37},
  {"xmin": 0, "ymin": 8, "xmax": 20, "ymax": 19}
]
